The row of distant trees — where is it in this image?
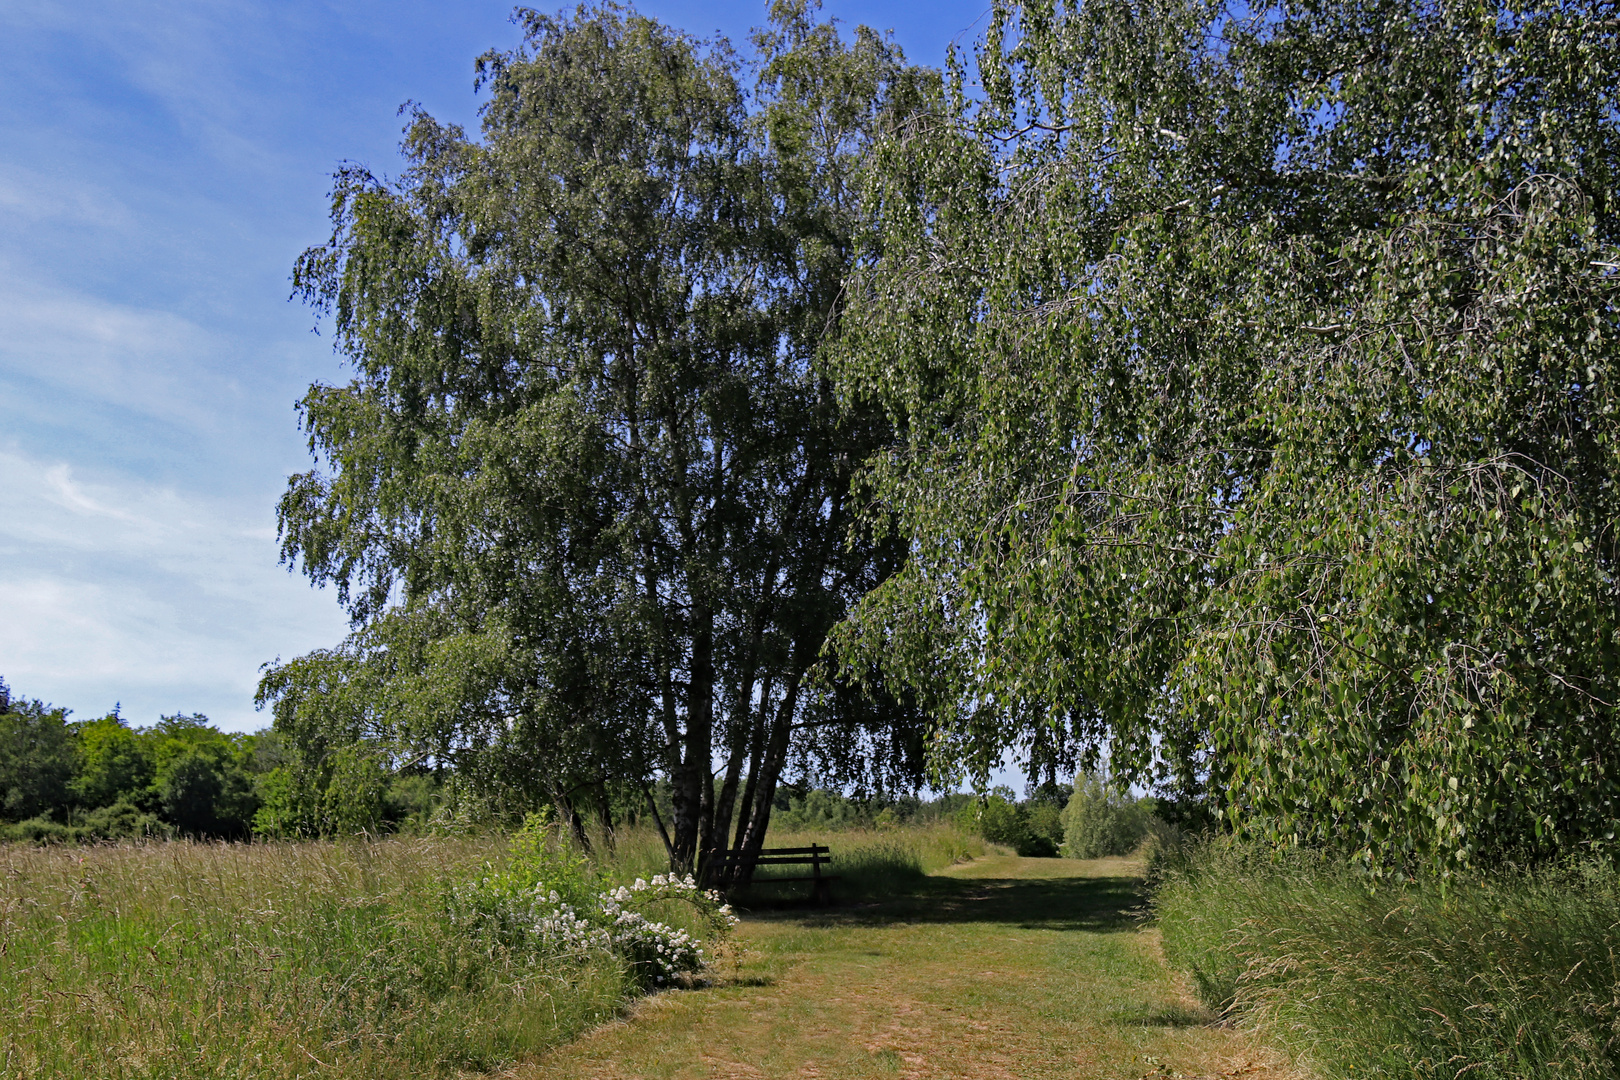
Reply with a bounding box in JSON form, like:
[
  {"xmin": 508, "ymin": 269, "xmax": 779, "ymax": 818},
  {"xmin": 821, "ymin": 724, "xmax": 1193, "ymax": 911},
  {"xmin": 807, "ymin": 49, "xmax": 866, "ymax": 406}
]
[
  {"xmin": 1, "ymin": 674, "xmax": 973, "ymax": 842},
  {"xmin": 0, "ymin": 677, "xmax": 440, "ymax": 840},
  {"xmin": 3, "ymin": 674, "xmax": 1041, "ymax": 843}
]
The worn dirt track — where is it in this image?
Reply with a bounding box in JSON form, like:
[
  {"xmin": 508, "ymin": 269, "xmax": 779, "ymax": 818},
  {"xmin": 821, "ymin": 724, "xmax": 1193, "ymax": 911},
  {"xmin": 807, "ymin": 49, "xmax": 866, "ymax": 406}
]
[{"xmin": 516, "ymin": 854, "xmax": 1298, "ymax": 1080}]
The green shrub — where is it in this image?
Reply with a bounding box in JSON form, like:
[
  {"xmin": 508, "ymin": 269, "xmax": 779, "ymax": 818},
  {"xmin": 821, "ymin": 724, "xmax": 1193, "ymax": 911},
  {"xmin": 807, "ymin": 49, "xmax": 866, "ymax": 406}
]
[
  {"xmin": 451, "ymin": 814, "xmax": 736, "ymax": 989},
  {"xmin": 956, "ymin": 790, "xmax": 1059, "ymax": 857},
  {"xmin": 0, "ymin": 814, "xmax": 74, "ymax": 844},
  {"xmin": 1060, "ymin": 772, "xmax": 1151, "ymax": 858},
  {"xmin": 79, "ymin": 800, "xmax": 167, "ymax": 839},
  {"xmin": 1025, "ymin": 802, "xmax": 1064, "ymax": 853},
  {"xmin": 0, "ymin": 802, "xmax": 168, "ymax": 844},
  {"xmin": 318, "ymin": 744, "xmax": 388, "ymax": 834},
  {"xmin": 158, "ymin": 745, "xmax": 258, "ymax": 837},
  {"xmin": 386, "ymin": 773, "xmax": 442, "ymax": 829},
  {"xmin": 772, "ymin": 788, "xmax": 874, "ymax": 831},
  {"xmin": 1155, "ymin": 842, "xmax": 1620, "ymax": 1079}
]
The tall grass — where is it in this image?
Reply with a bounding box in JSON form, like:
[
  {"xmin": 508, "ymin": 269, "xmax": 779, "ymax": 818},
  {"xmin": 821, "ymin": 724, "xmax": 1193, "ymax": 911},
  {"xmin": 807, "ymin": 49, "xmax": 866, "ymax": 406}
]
[
  {"xmin": 0, "ymin": 821, "xmax": 979, "ymax": 1077},
  {"xmin": 0, "ymin": 835, "xmax": 637, "ymax": 1080},
  {"xmin": 1154, "ymin": 841, "xmax": 1620, "ymax": 1079}
]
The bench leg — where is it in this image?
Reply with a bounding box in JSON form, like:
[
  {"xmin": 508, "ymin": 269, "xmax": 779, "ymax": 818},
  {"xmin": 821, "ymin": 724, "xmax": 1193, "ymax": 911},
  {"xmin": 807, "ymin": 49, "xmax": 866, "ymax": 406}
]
[{"xmin": 813, "ymin": 876, "xmax": 832, "ymax": 907}]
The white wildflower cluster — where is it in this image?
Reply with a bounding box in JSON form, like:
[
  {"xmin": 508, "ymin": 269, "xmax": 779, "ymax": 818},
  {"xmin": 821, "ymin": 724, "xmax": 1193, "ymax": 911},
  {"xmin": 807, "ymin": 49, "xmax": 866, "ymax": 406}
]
[
  {"xmin": 530, "ymin": 890, "xmax": 614, "ymax": 955},
  {"xmin": 451, "ymin": 870, "xmax": 738, "ymax": 989},
  {"xmin": 571, "ymin": 874, "xmax": 740, "ymax": 984},
  {"xmin": 612, "ymin": 874, "xmax": 739, "ymax": 931}
]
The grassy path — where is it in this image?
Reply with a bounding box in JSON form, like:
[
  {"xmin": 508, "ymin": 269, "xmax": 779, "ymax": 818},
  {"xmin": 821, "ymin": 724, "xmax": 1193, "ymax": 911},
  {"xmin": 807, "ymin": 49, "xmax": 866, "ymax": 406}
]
[{"xmin": 524, "ymin": 854, "xmax": 1295, "ymax": 1080}]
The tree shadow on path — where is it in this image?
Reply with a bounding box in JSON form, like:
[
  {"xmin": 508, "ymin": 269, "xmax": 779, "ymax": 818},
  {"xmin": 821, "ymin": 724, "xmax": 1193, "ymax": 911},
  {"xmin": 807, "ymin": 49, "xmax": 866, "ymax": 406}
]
[{"xmin": 743, "ymin": 862, "xmax": 1144, "ymax": 935}]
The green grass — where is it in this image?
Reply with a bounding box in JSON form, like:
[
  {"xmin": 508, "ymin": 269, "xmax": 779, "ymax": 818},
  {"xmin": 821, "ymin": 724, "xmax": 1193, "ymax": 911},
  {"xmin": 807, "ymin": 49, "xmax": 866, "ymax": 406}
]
[
  {"xmin": 1154, "ymin": 840, "xmax": 1620, "ymax": 1079},
  {"xmin": 0, "ymin": 834, "xmax": 645, "ymax": 1079},
  {"xmin": 534, "ymin": 852, "xmax": 1283, "ymax": 1080}
]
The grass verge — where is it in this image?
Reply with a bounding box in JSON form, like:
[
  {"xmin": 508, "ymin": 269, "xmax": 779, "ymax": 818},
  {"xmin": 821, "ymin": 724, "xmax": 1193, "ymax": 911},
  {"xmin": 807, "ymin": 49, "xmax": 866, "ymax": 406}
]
[{"xmin": 1154, "ymin": 841, "xmax": 1620, "ymax": 1079}]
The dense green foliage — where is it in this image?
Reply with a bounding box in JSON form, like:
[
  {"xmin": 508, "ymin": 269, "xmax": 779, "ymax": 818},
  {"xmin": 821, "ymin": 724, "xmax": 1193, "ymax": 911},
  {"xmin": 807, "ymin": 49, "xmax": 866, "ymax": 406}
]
[
  {"xmin": 265, "ymin": 1, "xmax": 940, "ymax": 876},
  {"xmin": 0, "ymin": 678, "xmax": 278, "ymax": 841},
  {"xmin": 829, "ymin": 0, "xmax": 1620, "ymax": 875},
  {"xmin": 766, "ymin": 782, "xmax": 974, "ymax": 831},
  {"xmin": 952, "ymin": 785, "xmax": 1067, "ymax": 856},
  {"xmin": 1155, "ymin": 842, "xmax": 1620, "ymax": 1078},
  {"xmin": 0, "ymin": 699, "xmax": 77, "ymax": 824},
  {"xmin": 264, "ymin": 0, "xmax": 1620, "ymax": 878},
  {"xmin": 1060, "ymin": 772, "xmax": 1152, "ymax": 858}
]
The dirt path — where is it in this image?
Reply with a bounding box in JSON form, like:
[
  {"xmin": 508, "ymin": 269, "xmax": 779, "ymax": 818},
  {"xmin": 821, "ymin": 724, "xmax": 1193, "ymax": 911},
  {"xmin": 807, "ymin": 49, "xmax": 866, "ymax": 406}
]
[{"xmin": 521, "ymin": 854, "xmax": 1295, "ymax": 1080}]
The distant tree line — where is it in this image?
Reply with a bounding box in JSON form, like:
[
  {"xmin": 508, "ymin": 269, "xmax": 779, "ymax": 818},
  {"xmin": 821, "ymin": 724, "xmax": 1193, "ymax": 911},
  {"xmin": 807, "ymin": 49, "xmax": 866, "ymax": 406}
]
[
  {"xmin": 763, "ymin": 775, "xmax": 1157, "ymax": 862},
  {"xmin": 0, "ymin": 676, "xmax": 438, "ymax": 841}
]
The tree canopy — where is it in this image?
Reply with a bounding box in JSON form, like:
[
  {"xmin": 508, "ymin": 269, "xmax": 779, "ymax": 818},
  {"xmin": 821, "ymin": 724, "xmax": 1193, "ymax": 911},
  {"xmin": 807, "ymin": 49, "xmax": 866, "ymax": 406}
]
[
  {"xmin": 829, "ymin": 0, "xmax": 1620, "ymax": 875},
  {"xmin": 264, "ymin": 2, "xmax": 937, "ymax": 876}
]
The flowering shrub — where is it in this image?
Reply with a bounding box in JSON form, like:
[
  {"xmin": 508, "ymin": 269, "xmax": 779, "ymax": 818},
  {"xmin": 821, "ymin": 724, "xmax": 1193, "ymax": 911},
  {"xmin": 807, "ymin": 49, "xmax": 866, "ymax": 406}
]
[{"xmin": 450, "ymin": 816, "xmax": 737, "ymax": 988}]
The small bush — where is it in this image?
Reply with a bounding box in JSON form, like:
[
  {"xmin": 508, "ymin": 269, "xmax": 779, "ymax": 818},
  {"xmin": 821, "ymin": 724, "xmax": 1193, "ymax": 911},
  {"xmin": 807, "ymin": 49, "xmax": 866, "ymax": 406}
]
[
  {"xmin": 1060, "ymin": 772, "xmax": 1151, "ymax": 859},
  {"xmin": 453, "ymin": 813, "xmax": 737, "ymax": 989},
  {"xmin": 0, "ymin": 802, "xmax": 167, "ymax": 844},
  {"xmin": 79, "ymin": 800, "xmax": 167, "ymax": 839},
  {"xmin": 0, "ymin": 814, "xmax": 74, "ymax": 844},
  {"xmin": 956, "ymin": 790, "xmax": 1060, "ymax": 857}
]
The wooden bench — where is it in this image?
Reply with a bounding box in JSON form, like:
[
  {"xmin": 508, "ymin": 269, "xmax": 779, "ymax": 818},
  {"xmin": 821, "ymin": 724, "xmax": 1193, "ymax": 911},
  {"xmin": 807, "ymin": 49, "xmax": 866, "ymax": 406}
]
[{"xmin": 709, "ymin": 844, "xmax": 838, "ymax": 905}]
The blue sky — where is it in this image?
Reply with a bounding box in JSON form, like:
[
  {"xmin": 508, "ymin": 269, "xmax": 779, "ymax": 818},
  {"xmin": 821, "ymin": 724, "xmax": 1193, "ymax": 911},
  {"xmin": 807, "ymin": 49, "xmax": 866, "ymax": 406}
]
[{"xmin": 0, "ymin": 0, "xmax": 991, "ymax": 733}]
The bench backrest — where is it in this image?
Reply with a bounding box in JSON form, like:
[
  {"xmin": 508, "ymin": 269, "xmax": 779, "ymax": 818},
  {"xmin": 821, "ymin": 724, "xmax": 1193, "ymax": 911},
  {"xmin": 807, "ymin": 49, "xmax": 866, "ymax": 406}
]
[{"xmin": 709, "ymin": 843, "xmax": 830, "ymax": 868}]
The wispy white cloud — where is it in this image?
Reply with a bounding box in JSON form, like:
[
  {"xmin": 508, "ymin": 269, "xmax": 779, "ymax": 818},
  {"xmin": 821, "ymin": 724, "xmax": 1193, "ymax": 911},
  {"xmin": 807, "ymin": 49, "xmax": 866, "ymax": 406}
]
[
  {"xmin": 0, "ymin": 268, "xmax": 257, "ymax": 439},
  {"xmin": 1, "ymin": 0, "xmax": 284, "ymax": 175},
  {"xmin": 0, "ymin": 164, "xmax": 130, "ymax": 229},
  {"xmin": 0, "ymin": 447, "xmax": 349, "ymax": 730},
  {"xmin": 0, "ymin": 0, "xmax": 987, "ymax": 742}
]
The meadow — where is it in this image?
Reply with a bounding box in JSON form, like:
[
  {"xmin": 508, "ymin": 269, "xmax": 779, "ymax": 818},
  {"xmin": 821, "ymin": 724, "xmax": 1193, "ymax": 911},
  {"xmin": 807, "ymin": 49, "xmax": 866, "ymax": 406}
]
[
  {"xmin": 0, "ymin": 823, "xmax": 987, "ymax": 1080},
  {"xmin": 12, "ymin": 814, "xmax": 1620, "ymax": 1080},
  {"xmin": 0, "ymin": 828, "xmax": 685, "ymax": 1080}
]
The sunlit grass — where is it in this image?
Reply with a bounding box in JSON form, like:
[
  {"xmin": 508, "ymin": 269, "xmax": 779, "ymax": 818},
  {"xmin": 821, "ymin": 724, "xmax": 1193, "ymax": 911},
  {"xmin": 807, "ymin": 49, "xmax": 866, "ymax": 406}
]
[
  {"xmin": 0, "ymin": 821, "xmax": 956, "ymax": 1078},
  {"xmin": 532, "ymin": 850, "xmax": 1294, "ymax": 1080},
  {"xmin": 0, "ymin": 836, "xmax": 632, "ymax": 1080},
  {"xmin": 0, "ymin": 822, "xmax": 1004, "ymax": 1078}
]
